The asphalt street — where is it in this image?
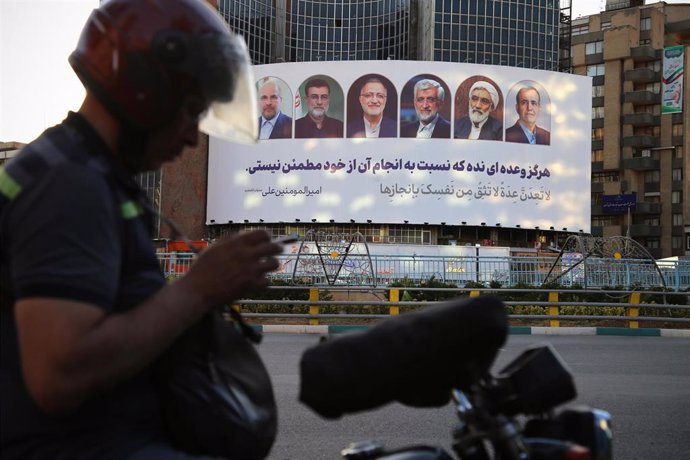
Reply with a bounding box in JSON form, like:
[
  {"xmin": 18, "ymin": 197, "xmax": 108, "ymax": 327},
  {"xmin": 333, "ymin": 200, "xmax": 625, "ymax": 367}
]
[{"xmin": 257, "ymin": 332, "xmax": 690, "ymax": 460}]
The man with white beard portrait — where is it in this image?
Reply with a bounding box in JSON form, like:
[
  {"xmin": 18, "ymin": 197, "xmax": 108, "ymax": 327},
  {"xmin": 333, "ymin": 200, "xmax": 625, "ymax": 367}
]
[{"xmin": 454, "ymin": 80, "xmax": 503, "ymax": 141}]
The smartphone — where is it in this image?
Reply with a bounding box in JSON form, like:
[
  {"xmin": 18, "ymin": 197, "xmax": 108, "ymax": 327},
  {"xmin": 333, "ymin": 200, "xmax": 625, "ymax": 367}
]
[{"xmin": 275, "ymin": 233, "xmax": 299, "ymax": 244}]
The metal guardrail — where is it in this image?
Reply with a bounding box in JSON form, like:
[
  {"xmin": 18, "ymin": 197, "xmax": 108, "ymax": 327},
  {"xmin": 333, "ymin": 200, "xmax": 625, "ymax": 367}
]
[
  {"xmin": 232, "ymin": 286, "xmax": 690, "ymax": 328},
  {"xmin": 158, "ymin": 253, "xmax": 690, "ymax": 291}
]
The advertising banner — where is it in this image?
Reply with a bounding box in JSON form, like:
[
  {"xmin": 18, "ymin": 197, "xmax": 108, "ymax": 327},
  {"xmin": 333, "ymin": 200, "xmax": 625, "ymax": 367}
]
[
  {"xmin": 602, "ymin": 193, "xmax": 637, "ymax": 214},
  {"xmin": 662, "ymin": 45, "xmax": 684, "ymax": 114},
  {"xmin": 208, "ymin": 61, "xmax": 592, "ymax": 231}
]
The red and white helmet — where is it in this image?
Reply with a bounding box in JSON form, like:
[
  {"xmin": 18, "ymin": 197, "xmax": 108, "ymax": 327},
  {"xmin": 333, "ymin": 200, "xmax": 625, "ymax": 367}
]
[{"xmin": 69, "ymin": 0, "xmax": 257, "ymax": 143}]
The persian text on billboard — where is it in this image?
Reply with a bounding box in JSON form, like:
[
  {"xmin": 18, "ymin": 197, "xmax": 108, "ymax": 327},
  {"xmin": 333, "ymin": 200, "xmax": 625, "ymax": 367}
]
[{"xmin": 207, "ymin": 61, "xmax": 592, "ymax": 231}]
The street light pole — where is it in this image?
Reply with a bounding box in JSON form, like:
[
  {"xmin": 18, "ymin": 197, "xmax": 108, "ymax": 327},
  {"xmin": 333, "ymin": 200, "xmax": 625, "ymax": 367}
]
[{"xmin": 475, "ymin": 243, "xmax": 481, "ymax": 283}]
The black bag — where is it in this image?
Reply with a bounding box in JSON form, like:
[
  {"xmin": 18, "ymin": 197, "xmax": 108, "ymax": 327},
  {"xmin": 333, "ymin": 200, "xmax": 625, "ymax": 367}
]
[{"xmin": 157, "ymin": 308, "xmax": 277, "ymax": 460}]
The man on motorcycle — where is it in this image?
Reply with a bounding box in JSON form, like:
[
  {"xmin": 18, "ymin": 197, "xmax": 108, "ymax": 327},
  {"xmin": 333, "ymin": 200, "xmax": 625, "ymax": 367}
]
[{"xmin": 0, "ymin": 1, "xmax": 279, "ymax": 458}]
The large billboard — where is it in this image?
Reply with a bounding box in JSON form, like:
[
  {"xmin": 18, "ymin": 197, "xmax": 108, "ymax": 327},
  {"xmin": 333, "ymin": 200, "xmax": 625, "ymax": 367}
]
[{"xmin": 208, "ymin": 61, "xmax": 592, "ymax": 232}]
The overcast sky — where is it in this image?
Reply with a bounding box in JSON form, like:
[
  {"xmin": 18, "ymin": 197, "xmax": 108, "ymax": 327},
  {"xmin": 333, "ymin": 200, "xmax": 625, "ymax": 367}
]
[{"xmin": 0, "ymin": 0, "xmax": 686, "ymax": 144}]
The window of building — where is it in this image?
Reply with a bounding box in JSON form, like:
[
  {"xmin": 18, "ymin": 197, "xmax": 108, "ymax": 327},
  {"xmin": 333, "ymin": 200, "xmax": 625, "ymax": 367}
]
[
  {"xmin": 646, "ymin": 238, "xmax": 660, "ymax": 249},
  {"xmin": 672, "ymin": 191, "xmax": 682, "ymax": 204},
  {"xmin": 592, "ymin": 85, "xmax": 605, "ymax": 97},
  {"xmin": 643, "ymin": 216, "xmax": 660, "ymax": 226},
  {"xmin": 388, "ymin": 225, "xmax": 427, "ymax": 244},
  {"xmin": 644, "ymin": 194, "xmax": 660, "ymax": 203},
  {"xmin": 601, "ymin": 21, "xmax": 611, "ymax": 31},
  {"xmin": 592, "ymin": 127, "xmax": 604, "ymax": 140},
  {"xmin": 672, "ymin": 236, "xmax": 683, "ymax": 249},
  {"xmin": 586, "ymin": 64, "xmax": 605, "ymax": 76},
  {"xmin": 640, "ymin": 17, "xmax": 651, "ymax": 31},
  {"xmin": 640, "ymin": 38, "xmax": 651, "ymax": 45},
  {"xmin": 672, "ymin": 169, "xmax": 683, "ymax": 181},
  {"xmin": 640, "ymin": 104, "xmax": 661, "ymax": 115},
  {"xmin": 592, "ymin": 107, "xmax": 605, "ymax": 119},
  {"xmin": 592, "ymin": 192, "xmax": 603, "ymax": 205},
  {"xmin": 672, "ymin": 124, "xmax": 684, "ymax": 137},
  {"xmin": 672, "ymin": 213, "xmax": 683, "ymax": 226},
  {"xmin": 646, "ymin": 82, "xmax": 661, "ymax": 93},
  {"xmin": 644, "ymin": 170, "xmax": 660, "ymax": 183},
  {"xmin": 572, "ymin": 24, "xmax": 589, "ymax": 36},
  {"xmin": 633, "ymin": 126, "xmax": 660, "ymax": 137},
  {"xmin": 676, "ymin": 146, "xmax": 684, "ymax": 158},
  {"xmin": 585, "ymin": 40, "xmax": 603, "ymax": 55},
  {"xmin": 644, "ymin": 60, "xmax": 661, "ymax": 72},
  {"xmin": 592, "ymin": 215, "xmax": 619, "ymax": 226},
  {"xmin": 592, "ymin": 149, "xmax": 604, "ymax": 162},
  {"xmin": 592, "ymin": 171, "xmax": 620, "ymax": 183}
]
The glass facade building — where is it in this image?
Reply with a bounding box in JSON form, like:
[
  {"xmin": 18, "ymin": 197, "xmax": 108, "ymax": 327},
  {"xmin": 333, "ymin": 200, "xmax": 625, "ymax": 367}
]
[
  {"xmin": 286, "ymin": 0, "xmax": 411, "ymax": 61},
  {"xmin": 219, "ymin": 0, "xmax": 412, "ymax": 63},
  {"xmin": 423, "ymin": 0, "xmax": 560, "ymax": 70},
  {"xmin": 217, "ymin": 1, "xmax": 561, "ymax": 69},
  {"xmin": 218, "ymin": 0, "xmax": 277, "ymax": 64}
]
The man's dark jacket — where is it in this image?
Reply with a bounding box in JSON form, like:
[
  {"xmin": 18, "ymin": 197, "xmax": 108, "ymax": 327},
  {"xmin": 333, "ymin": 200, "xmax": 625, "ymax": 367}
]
[
  {"xmin": 295, "ymin": 115, "xmax": 343, "ymax": 138},
  {"xmin": 504, "ymin": 121, "xmax": 551, "ymax": 145},
  {"xmin": 258, "ymin": 112, "xmax": 292, "ymax": 139},
  {"xmin": 346, "ymin": 116, "xmax": 397, "ymax": 138},
  {"xmin": 400, "ymin": 115, "xmax": 451, "ymax": 138},
  {"xmin": 454, "ymin": 116, "xmax": 503, "ymax": 141}
]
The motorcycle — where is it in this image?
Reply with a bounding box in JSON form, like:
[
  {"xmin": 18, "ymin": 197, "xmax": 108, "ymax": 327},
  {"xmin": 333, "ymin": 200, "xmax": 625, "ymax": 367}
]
[
  {"xmin": 299, "ymin": 296, "xmax": 612, "ymax": 460},
  {"xmin": 340, "ymin": 344, "xmax": 612, "ymax": 460}
]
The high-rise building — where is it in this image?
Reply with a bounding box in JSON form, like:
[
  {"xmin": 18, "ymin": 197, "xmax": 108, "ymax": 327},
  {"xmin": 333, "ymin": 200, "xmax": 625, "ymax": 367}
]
[
  {"xmin": 216, "ymin": 0, "xmax": 563, "ymax": 68},
  {"xmin": 156, "ymin": 0, "xmax": 688, "ymax": 258},
  {"xmin": 418, "ymin": 0, "xmax": 561, "ymax": 70},
  {"xmin": 570, "ymin": 1, "xmax": 689, "ymax": 258}
]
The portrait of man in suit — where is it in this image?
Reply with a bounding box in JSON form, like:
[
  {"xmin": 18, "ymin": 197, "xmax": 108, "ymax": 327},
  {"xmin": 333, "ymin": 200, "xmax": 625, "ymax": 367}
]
[
  {"xmin": 295, "ymin": 77, "xmax": 344, "ymax": 139},
  {"xmin": 346, "ymin": 76, "xmax": 397, "ymax": 138},
  {"xmin": 454, "ymin": 80, "xmax": 503, "ymax": 141},
  {"xmin": 400, "ymin": 78, "xmax": 451, "ymax": 139},
  {"xmin": 505, "ymin": 84, "xmax": 551, "ymax": 145},
  {"xmin": 257, "ymin": 77, "xmax": 292, "ymax": 140}
]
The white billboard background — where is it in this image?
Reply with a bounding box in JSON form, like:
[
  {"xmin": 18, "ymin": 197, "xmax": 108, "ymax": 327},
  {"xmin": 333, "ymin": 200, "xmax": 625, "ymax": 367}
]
[{"xmin": 208, "ymin": 61, "xmax": 592, "ymax": 232}]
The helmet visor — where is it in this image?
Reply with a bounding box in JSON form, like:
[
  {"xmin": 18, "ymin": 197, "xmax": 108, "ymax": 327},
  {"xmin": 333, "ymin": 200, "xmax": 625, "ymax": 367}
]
[{"xmin": 198, "ymin": 33, "xmax": 258, "ymax": 144}]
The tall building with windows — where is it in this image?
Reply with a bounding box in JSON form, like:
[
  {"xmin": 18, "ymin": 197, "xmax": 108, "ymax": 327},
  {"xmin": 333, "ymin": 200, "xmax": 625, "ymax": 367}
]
[
  {"xmin": 216, "ymin": 0, "xmax": 564, "ymax": 68},
  {"xmin": 571, "ymin": 1, "xmax": 689, "ymax": 257},
  {"xmin": 418, "ymin": 0, "xmax": 562, "ymax": 70}
]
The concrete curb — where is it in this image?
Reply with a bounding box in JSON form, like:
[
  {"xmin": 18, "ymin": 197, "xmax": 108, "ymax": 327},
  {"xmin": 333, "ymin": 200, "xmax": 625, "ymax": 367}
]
[
  {"xmin": 262, "ymin": 324, "xmax": 329, "ymax": 334},
  {"xmin": 255, "ymin": 324, "xmax": 690, "ymax": 338}
]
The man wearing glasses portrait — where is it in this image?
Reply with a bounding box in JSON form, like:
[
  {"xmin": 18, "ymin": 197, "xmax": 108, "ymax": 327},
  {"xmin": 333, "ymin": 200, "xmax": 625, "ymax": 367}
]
[
  {"xmin": 400, "ymin": 78, "xmax": 451, "ymax": 139},
  {"xmin": 295, "ymin": 78, "xmax": 344, "ymax": 138},
  {"xmin": 347, "ymin": 77, "xmax": 397, "ymax": 138}
]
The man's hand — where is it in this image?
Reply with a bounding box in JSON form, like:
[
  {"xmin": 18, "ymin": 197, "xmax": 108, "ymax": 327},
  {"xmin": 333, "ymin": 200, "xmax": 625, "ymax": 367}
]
[{"xmin": 177, "ymin": 230, "xmax": 283, "ymax": 308}]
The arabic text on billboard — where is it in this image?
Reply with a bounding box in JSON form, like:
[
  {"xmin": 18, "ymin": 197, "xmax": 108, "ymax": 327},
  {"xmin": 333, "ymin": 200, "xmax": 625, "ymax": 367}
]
[{"xmin": 207, "ymin": 61, "xmax": 592, "ymax": 232}]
